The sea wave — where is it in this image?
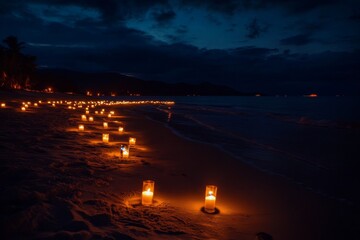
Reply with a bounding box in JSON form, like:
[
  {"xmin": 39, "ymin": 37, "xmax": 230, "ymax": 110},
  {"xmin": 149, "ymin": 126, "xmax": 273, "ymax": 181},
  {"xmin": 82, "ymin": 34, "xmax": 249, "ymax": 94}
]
[{"xmin": 138, "ymin": 98, "xmax": 360, "ymax": 206}]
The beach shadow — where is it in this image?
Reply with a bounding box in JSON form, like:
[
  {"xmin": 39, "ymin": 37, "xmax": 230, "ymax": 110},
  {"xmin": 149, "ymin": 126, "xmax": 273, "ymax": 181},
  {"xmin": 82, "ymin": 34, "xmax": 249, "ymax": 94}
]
[
  {"xmin": 126, "ymin": 197, "xmax": 161, "ymax": 208},
  {"xmin": 256, "ymin": 232, "xmax": 273, "ymax": 240},
  {"xmin": 200, "ymin": 207, "xmax": 220, "ymax": 215}
]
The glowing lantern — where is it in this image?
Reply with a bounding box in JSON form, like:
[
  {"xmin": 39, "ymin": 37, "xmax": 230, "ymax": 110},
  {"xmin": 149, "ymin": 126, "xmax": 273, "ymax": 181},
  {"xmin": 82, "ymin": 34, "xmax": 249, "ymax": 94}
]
[
  {"xmin": 1, "ymin": 103, "xmax": 5, "ymax": 107},
  {"xmin": 118, "ymin": 127, "xmax": 124, "ymax": 132},
  {"xmin": 21, "ymin": 107, "xmax": 26, "ymax": 111},
  {"xmin": 103, "ymin": 122, "xmax": 108, "ymax": 128},
  {"xmin": 81, "ymin": 115, "xmax": 87, "ymax": 121},
  {"xmin": 86, "ymin": 110, "xmax": 90, "ymax": 114},
  {"xmin": 102, "ymin": 133, "xmax": 109, "ymax": 143},
  {"xmin": 129, "ymin": 137, "xmax": 136, "ymax": 146},
  {"xmin": 120, "ymin": 144, "xmax": 129, "ymax": 159},
  {"xmin": 34, "ymin": 103, "xmax": 38, "ymax": 107},
  {"xmin": 108, "ymin": 114, "xmax": 112, "ymax": 118},
  {"xmin": 52, "ymin": 103, "xmax": 56, "ymax": 107},
  {"xmin": 95, "ymin": 111, "xmax": 99, "ymax": 114},
  {"xmin": 78, "ymin": 124, "xmax": 84, "ymax": 131},
  {"xmin": 89, "ymin": 116, "xmax": 94, "ymax": 122},
  {"xmin": 110, "ymin": 111, "xmax": 115, "ymax": 115},
  {"xmin": 204, "ymin": 185, "xmax": 217, "ymax": 213},
  {"xmin": 142, "ymin": 180, "xmax": 155, "ymax": 206}
]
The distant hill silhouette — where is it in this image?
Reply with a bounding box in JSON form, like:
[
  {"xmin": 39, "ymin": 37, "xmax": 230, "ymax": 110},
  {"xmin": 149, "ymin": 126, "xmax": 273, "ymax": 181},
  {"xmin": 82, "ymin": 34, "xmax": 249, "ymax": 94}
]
[{"xmin": 32, "ymin": 69, "xmax": 249, "ymax": 96}]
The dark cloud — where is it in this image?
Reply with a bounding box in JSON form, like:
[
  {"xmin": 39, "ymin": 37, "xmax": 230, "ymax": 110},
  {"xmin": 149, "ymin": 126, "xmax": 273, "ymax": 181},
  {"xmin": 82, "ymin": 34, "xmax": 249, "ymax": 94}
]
[
  {"xmin": 280, "ymin": 33, "xmax": 313, "ymax": 46},
  {"xmin": 152, "ymin": 9, "xmax": 176, "ymax": 25},
  {"xmin": 176, "ymin": 25, "xmax": 188, "ymax": 34},
  {"xmin": 1, "ymin": 0, "xmax": 359, "ymax": 95},
  {"xmin": 239, "ymin": 0, "xmax": 343, "ymax": 13},
  {"xmin": 246, "ymin": 18, "xmax": 268, "ymax": 39},
  {"xmin": 179, "ymin": 0, "xmax": 345, "ymax": 15},
  {"xmin": 349, "ymin": 10, "xmax": 360, "ymax": 21},
  {"xmin": 180, "ymin": 0, "xmax": 239, "ymax": 15},
  {"xmin": 0, "ymin": 0, "xmax": 168, "ymax": 23}
]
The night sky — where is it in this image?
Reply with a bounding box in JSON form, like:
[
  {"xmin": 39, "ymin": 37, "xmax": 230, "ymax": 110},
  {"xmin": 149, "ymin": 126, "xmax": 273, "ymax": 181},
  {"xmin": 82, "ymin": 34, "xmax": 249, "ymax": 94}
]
[{"xmin": 1, "ymin": 0, "xmax": 359, "ymax": 95}]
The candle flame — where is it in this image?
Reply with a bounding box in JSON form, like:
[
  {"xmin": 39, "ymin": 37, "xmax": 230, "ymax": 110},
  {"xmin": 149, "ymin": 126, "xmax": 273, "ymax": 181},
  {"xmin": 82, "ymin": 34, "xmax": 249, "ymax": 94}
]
[{"xmin": 147, "ymin": 188, "xmax": 151, "ymax": 192}]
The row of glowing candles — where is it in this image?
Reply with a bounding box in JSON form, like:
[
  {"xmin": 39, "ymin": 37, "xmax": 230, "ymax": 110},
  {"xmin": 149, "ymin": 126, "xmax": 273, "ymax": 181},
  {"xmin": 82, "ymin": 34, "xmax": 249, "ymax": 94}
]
[
  {"xmin": 142, "ymin": 180, "xmax": 218, "ymax": 213},
  {"xmin": 76, "ymin": 109, "xmax": 219, "ymax": 212},
  {"xmin": 78, "ymin": 110, "xmax": 135, "ymax": 159},
  {"xmin": 78, "ymin": 108, "xmax": 218, "ymax": 213},
  {"xmin": 0, "ymin": 99, "xmax": 174, "ymax": 111},
  {"xmin": 3, "ymin": 100, "xmax": 218, "ymax": 212}
]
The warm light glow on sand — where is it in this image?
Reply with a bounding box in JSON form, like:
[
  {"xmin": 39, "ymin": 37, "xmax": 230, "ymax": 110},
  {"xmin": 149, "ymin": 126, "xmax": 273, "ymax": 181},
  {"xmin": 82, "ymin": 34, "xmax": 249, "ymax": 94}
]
[
  {"xmin": 129, "ymin": 137, "xmax": 136, "ymax": 146},
  {"xmin": 123, "ymin": 149, "xmax": 129, "ymax": 158},
  {"xmin": 120, "ymin": 145, "xmax": 130, "ymax": 159},
  {"xmin": 102, "ymin": 133, "xmax": 109, "ymax": 143},
  {"xmin": 306, "ymin": 93, "xmax": 318, "ymax": 97}
]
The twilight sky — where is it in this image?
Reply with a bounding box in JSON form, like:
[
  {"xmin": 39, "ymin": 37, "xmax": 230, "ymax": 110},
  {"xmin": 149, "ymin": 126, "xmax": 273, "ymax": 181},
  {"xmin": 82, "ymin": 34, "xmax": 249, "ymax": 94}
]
[{"xmin": 1, "ymin": 0, "xmax": 359, "ymax": 94}]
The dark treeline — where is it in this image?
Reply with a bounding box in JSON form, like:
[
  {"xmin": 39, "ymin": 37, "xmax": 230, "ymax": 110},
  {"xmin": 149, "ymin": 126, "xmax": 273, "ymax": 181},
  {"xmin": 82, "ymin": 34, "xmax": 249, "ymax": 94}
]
[
  {"xmin": 0, "ymin": 36, "xmax": 243, "ymax": 96},
  {"xmin": 34, "ymin": 69, "xmax": 243, "ymax": 96}
]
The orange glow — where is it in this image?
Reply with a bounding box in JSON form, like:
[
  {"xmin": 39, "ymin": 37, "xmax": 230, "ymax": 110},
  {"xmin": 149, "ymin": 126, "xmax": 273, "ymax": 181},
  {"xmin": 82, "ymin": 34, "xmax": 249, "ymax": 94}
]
[
  {"xmin": 204, "ymin": 185, "xmax": 217, "ymax": 213},
  {"xmin": 78, "ymin": 125, "xmax": 84, "ymax": 131},
  {"xmin": 129, "ymin": 137, "xmax": 136, "ymax": 146},
  {"xmin": 102, "ymin": 133, "xmax": 109, "ymax": 143},
  {"xmin": 308, "ymin": 93, "xmax": 318, "ymax": 97},
  {"xmin": 1, "ymin": 103, "xmax": 5, "ymax": 108},
  {"xmin": 142, "ymin": 180, "xmax": 155, "ymax": 206}
]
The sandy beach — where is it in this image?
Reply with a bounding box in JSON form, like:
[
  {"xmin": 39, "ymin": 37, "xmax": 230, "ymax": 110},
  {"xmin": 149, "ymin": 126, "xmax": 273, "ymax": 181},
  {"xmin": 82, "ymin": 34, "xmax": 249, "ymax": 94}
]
[{"xmin": 0, "ymin": 91, "xmax": 356, "ymax": 240}]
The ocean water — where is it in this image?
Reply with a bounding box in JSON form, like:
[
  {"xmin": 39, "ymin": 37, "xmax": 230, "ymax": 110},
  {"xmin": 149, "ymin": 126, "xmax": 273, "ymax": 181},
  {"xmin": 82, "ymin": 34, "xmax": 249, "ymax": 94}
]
[{"xmin": 134, "ymin": 96, "xmax": 360, "ymax": 206}]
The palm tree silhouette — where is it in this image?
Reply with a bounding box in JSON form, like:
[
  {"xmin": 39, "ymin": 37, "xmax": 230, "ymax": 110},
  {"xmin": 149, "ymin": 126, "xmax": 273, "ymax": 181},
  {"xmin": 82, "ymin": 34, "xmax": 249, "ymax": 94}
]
[{"xmin": 0, "ymin": 36, "xmax": 36, "ymax": 89}]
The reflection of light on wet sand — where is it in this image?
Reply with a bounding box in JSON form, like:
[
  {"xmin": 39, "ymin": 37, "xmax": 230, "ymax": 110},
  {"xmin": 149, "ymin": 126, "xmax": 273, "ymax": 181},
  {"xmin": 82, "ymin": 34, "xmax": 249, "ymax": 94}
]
[
  {"xmin": 87, "ymin": 139, "xmax": 124, "ymax": 145},
  {"xmin": 135, "ymin": 146, "xmax": 149, "ymax": 151},
  {"xmin": 167, "ymin": 112, "xmax": 172, "ymax": 122}
]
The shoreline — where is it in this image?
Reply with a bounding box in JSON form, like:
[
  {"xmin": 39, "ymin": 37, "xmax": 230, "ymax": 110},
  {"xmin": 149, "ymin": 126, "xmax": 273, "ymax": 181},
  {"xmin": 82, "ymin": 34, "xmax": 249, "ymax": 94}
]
[{"xmin": 0, "ymin": 91, "xmax": 357, "ymax": 239}]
